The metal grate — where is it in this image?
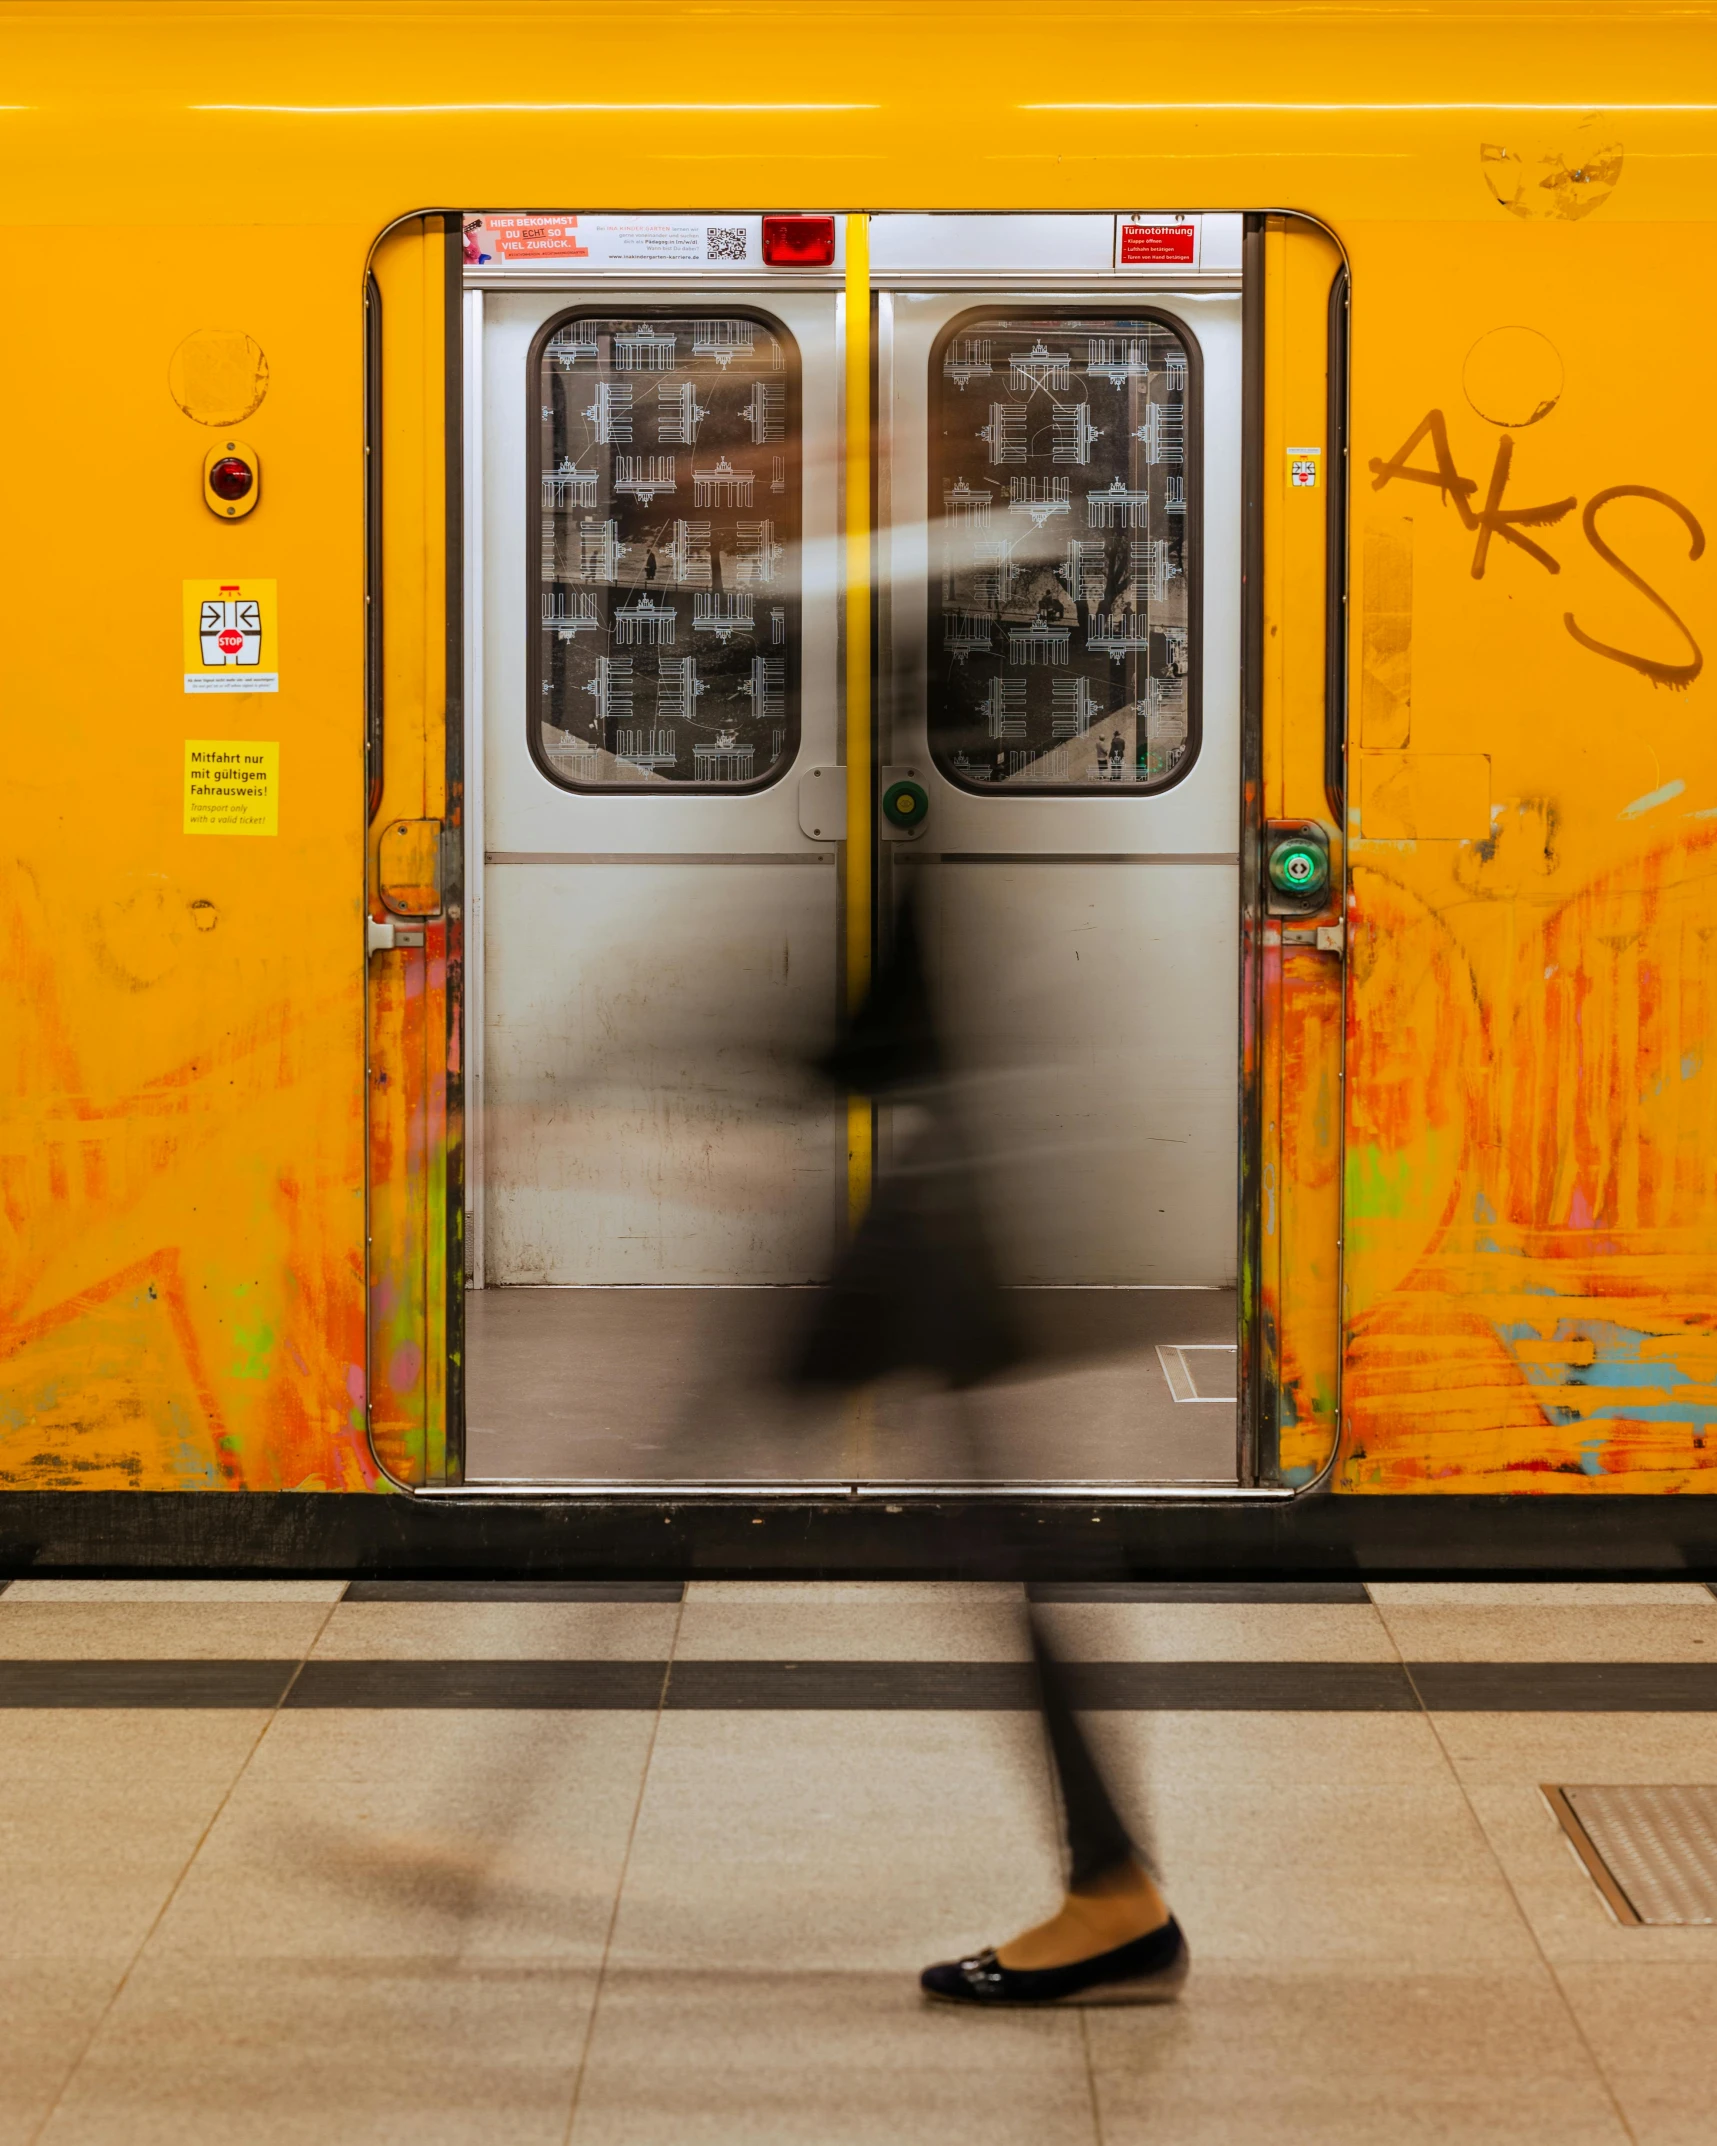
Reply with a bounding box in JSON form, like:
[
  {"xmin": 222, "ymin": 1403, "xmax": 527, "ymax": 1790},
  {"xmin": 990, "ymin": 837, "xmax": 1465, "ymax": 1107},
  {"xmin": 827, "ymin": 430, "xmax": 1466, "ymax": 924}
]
[
  {"xmin": 1545, "ymin": 1785, "xmax": 1717, "ymax": 1925},
  {"xmin": 1156, "ymin": 1343, "xmax": 1237, "ymax": 1404}
]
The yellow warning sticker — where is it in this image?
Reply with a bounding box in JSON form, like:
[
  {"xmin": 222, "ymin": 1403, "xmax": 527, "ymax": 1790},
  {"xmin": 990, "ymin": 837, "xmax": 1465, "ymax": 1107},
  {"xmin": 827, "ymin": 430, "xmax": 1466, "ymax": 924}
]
[
  {"xmin": 183, "ymin": 578, "xmax": 278, "ymax": 693},
  {"xmin": 184, "ymin": 739, "xmax": 279, "ymax": 837}
]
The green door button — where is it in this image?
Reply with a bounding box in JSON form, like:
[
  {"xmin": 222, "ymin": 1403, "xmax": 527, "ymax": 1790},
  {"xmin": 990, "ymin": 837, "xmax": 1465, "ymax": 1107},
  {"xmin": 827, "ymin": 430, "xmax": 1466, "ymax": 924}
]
[
  {"xmin": 1267, "ymin": 836, "xmax": 1329, "ymax": 900},
  {"xmin": 882, "ymin": 779, "xmax": 929, "ymax": 830}
]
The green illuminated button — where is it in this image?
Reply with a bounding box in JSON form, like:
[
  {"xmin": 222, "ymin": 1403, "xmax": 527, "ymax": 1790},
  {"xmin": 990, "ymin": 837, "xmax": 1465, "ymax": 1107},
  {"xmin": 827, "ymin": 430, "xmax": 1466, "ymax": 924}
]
[
  {"xmin": 1267, "ymin": 837, "xmax": 1329, "ymax": 899},
  {"xmin": 882, "ymin": 779, "xmax": 929, "ymax": 830}
]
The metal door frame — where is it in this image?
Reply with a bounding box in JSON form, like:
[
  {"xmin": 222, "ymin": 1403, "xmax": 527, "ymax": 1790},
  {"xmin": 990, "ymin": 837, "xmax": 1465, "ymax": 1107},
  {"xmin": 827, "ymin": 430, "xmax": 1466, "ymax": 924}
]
[{"xmin": 428, "ymin": 207, "xmax": 1349, "ymax": 1514}]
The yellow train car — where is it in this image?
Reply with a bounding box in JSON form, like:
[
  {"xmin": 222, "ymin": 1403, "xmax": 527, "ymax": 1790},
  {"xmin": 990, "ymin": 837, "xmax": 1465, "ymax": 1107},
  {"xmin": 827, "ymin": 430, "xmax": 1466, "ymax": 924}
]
[{"xmin": 4, "ymin": 0, "xmax": 1716, "ymax": 1573}]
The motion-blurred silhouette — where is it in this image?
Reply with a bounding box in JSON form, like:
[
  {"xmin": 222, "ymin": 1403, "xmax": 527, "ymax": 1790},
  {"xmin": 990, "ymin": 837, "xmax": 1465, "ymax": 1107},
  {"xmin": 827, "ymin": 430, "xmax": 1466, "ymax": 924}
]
[{"xmin": 789, "ymin": 882, "xmax": 1189, "ymax": 2006}]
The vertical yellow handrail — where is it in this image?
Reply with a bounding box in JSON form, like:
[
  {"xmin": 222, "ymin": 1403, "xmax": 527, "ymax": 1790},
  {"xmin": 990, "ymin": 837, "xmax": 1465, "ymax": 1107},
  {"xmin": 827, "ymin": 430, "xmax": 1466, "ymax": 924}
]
[{"xmin": 844, "ymin": 212, "xmax": 873, "ymax": 1228}]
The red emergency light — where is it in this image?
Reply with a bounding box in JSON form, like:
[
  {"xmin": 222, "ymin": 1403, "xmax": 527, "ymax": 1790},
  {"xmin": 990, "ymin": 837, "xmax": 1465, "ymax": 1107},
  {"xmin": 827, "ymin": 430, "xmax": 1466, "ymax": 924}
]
[{"xmin": 762, "ymin": 214, "xmax": 836, "ymax": 267}]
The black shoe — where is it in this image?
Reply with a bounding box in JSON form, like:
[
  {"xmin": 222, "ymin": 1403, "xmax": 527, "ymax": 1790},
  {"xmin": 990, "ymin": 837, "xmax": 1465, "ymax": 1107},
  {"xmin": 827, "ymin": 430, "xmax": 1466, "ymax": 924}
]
[{"xmin": 920, "ymin": 1916, "xmax": 1189, "ymax": 2007}]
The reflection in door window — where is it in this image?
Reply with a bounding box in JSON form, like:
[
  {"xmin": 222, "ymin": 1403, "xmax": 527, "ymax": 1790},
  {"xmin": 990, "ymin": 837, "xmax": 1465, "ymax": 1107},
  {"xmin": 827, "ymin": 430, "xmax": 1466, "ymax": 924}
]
[
  {"xmin": 929, "ymin": 311, "xmax": 1199, "ymax": 791},
  {"xmin": 532, "ymin": 311, "xmax": 800, "ymax": 790}
]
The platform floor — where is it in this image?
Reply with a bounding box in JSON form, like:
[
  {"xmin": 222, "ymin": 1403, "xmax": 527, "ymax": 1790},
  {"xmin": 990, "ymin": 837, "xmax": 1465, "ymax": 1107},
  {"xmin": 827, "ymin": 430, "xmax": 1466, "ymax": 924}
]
[
  {"xmin": 6, "ymin": 1577, "xmax": 1717, "ymax": 2143},
  {"xmin": 465, "ymin": 1285, "xmax": 1241, "ymax": 1484}
]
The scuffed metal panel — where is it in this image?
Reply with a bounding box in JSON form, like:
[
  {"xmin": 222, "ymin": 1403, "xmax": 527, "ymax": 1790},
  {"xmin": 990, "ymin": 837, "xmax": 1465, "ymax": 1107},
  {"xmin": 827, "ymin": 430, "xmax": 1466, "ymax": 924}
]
[
  {"xmin": 0, "ymin": 847, "xmax": 373, "ymax": 1491},
  {"xmin": 1257, "ymin": 217, "xmax": 1345, "ymax": 1486}
]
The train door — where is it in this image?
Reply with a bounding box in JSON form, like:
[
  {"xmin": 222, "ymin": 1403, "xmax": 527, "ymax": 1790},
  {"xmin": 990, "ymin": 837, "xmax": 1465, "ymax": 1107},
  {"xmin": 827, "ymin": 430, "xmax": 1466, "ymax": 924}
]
[
  {"xmin": 454, "ymin": 211, "xmax": 1257, "ymax": 1488},
  {"xmin": 465, "ymin": 222, "xmax": 851, "ymax": 1482},
  {"xmin": 872, "ymin": 216, "xmax": 1244, "ymax": 1485}
]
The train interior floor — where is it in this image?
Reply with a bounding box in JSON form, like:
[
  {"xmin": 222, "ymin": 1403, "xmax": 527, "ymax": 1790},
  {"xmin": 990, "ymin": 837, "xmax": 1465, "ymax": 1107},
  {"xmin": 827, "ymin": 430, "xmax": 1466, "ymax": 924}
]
[
  {"xmin": 7, "ymin": 1578, "xmax": 1717, "ymax": 2144},
  {"xmin": 464, "ymin": 1285, "xmax": 1241, "ymax": 1482}
]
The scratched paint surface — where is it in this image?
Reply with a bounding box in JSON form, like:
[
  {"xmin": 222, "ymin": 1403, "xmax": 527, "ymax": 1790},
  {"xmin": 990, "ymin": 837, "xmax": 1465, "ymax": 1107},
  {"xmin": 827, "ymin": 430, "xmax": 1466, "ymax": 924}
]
[
  {"xmin": 1, "ymin": 11, "xmax": 1715, "ymax": 1492},
  {"xmin": 1339, "ymin": 216, "xmax": 1717, "ymax": 1490}
]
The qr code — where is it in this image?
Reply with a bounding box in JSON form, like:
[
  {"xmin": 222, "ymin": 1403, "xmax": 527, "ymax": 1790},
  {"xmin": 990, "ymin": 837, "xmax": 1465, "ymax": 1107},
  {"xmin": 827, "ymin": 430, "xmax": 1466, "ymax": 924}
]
[{"xmin": 706, "ymin": 226, "xmax": 748, "ymax": 262}]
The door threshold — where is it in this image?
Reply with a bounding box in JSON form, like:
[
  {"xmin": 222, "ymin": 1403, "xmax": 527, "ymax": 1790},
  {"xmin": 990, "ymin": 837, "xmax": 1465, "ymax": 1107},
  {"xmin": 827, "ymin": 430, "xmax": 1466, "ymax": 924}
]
[{"xmin": 420, "ymin": 1479, "xmax": 1292, "ymax": 1503}]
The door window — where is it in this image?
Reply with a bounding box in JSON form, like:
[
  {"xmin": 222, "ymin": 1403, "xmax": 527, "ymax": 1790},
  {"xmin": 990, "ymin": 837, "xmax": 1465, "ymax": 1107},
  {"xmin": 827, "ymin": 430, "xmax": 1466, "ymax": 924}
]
[
  {"xmin": 928, "ymin": 309, "xmax": 1200, "ymax": 791},
  {"xmin": 530, "ymin": 309, "xmax": 802, "ymax": 790}
]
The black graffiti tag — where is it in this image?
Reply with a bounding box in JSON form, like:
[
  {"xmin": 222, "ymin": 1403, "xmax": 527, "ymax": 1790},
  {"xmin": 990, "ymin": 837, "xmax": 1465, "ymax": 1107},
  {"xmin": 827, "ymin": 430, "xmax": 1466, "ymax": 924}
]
[
  {"xmin": 1368, "ymin": 409, "xmax": 1575, "ymax": 578},
  {"xmin": 1369, "ymin": 411, "xmax": 1704, "ymax": 683}
]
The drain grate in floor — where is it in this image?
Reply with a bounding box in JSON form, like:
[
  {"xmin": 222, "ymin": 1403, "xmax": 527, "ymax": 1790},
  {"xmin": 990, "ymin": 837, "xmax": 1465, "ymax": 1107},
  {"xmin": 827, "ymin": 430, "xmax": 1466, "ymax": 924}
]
[
  {"xmin": 1156, "ymin": 1344, "xmax": 1238, "ymax": 1404},
  {"xmin": 1544, "ymin": 1784, "xmax": 1717, "ymax": 1925}
]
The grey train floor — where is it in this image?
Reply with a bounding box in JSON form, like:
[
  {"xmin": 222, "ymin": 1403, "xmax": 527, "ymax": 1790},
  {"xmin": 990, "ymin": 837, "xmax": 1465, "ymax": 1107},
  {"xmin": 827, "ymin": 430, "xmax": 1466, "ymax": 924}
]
[
  {"xmin": 6, "ymin": 1577, "xmax": 1717, "ymax": 2144},
  {"xmin": 465, "ymin": 1284, "xmax": 1239, "ymax": 1484}
]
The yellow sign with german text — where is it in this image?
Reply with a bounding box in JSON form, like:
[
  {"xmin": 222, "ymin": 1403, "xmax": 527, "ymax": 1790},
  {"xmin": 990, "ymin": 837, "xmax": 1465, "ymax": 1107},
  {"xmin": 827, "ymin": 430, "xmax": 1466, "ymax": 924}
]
[
  {"xmin": 183, "ymin": 578, "xmax": 278, "ymax": 693},
  {"xmin": 184, "ymin": 739, "xmax": 279, "ymax": 836}
]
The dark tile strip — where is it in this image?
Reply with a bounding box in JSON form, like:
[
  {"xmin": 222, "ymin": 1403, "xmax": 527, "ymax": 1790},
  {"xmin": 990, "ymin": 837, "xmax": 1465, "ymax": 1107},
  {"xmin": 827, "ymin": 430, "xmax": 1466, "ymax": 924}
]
[
  {"xmin": 0, "ymin": 1660, "xmax": 297, "ymax": 1708},
  {"xmin": 666, "ymin": 1660, "xmax": 1418, "ymax": 1710},
  {"xmin": 286, "ymin": 1659, "xmax": 673, "ymax": 1709},
  {"xmin": 342, "ymin": 1581, "xmax": 685, "ymax": 1603},
  {"xmin": 7, "ymin": 1658, "xmax": 1717, "ymax": 1711},
  {"xmin": 1409, "ymin": 1662, "xmax": 1717, "ymax": 1712},
  {"xmin": 1028, "ymin": 1582, "xmax": 1371, "ymax": 1604}
]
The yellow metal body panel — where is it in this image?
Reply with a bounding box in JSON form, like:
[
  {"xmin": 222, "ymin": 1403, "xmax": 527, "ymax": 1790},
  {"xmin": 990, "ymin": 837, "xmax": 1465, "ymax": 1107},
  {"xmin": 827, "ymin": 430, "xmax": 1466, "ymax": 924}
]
[
  {"xmin": 2, "ymin": 2, "xmax": 1715, "ymax": 1492},
  {"xmin": 1259, "ymin": 218, "xmax": 1344, "ymax": 1485}
]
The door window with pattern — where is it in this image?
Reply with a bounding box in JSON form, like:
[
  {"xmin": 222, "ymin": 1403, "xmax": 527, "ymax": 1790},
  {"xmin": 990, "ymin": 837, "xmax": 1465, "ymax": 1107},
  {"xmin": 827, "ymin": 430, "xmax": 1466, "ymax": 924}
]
[
  {"xmin": 929, "ymin": 310, "xmax": 1200, "ymax": 792},
  {"xmin": 531, "ymin": 310, "xmax": 801, "ymax": 790}
]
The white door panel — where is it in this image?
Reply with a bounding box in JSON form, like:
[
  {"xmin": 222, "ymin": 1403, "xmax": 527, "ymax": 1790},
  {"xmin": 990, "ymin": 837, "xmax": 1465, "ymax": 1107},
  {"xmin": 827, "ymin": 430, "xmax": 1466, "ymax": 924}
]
[
  {"xmin": 919, "ymin": 859, "xmax": 1238, "ymax": 1286},
  {"xmin": 484, "ymin": 859, "xmax": 841, "ymax": 1284},
  {"xmin": 881, "ymin": 287, "xmax": 1241, "ymax": 1289},
  {"xmin": 481, "ymin": 287, "xmax": 845, "ymax": 1286}
]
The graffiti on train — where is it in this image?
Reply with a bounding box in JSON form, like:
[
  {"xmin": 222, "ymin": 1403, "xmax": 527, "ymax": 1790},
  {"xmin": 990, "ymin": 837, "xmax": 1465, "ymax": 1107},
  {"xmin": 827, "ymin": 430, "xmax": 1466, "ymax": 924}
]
[{"xmin": 1369, "ymin": 409, "xmax": 1706, "ymax": 687}]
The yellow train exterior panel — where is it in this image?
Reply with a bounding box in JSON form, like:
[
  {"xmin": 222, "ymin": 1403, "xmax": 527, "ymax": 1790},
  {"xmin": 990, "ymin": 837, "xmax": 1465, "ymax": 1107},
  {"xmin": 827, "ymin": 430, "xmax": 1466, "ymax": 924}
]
[{"xmin": 2, "ymin": 2, "xmax": 1715, "ymax": 1493}]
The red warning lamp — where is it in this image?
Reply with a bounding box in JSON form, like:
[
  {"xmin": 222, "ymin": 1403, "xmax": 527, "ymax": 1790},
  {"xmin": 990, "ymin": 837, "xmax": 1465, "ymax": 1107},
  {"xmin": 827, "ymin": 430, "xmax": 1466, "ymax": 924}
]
[
  {"xmin": 209, "ymin": 456, "xmax": 254, "ymax": 502},
  {"xmin": 762, "ymin": 214, "xmax": 836, "ymax": 267},
  {"xmin": 203, "ymin": 436, "xmax": 261, "ymax": 519}
]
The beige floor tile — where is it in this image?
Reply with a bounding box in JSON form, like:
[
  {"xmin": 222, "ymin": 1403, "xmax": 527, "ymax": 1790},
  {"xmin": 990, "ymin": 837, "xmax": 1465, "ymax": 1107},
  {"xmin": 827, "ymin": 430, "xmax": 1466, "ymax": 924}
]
[
  {"xmin": 0, "ymin": 1603, "xmax": 332, "ymax": 1660},
  {"xmin": 1368, "ymin": 1583, "xmax": 1714, "ymax": 1608},
  {"xmin": 147, "ymin": 1710, "xmax": 656, "ymax": 1965},
  {"xmin": 1085, "ymin": 1715, "xmax": 1539, "ymax": 1967},
  {"xmin": 1086, "ymin": 1964, "xmax": 1630, "ymax": 2145},
  {"xmin": 569, "ymin": 1969, "xmax": 1096, "ymax": 2146},
  {"xmin": 1, "ymin": 1715, "xmax": 269, "ymax": 1959},
  {"xmin": 2, "ymin": 1711, "xmax": 270, "ymax": 1796},
  {"xmin": 676, "ymin": 1580, "xmax": 1029, "ymax": 1660},
  {"xmin": 1431, "ymin": 1709, "xmax": 1717, "ymax": 1787},
  {"xmin": 311, "ymin": 1600, "xmax": 680, "ymax": 1660},
  {"xmin": 37, "ymin": 1957, "xmax": 595, "ymax": 2146},
  {"xmin": 609, "ymin": 1710, "xmax": 1064, "ymax": 1973},
  {"xmin": 1095, "ymin": 1704, "xmax": 1458, "ymax": 1792},
  {"xmin": 1557, "ymin": 1963, "xmax": 1717, "ymax": 2145},
  {"xmin": 0, "ymin": 1962, "xmax": 129, "ymax": 2146},
  {"xmin": 1035, "ymin": 1602, "xmax": 1398, "ymax": 1662},
  {"xmin": 4, "ymin": 1580, "xmax": 348, "ymax": 1603},
  {"xmin": 1378, "ymin": 1604, "xmax": 1717, "ymax": 1662},
  {"xmin": 1459, "ymin": 1781, "xmax": 1717, "ymax": 1964}
]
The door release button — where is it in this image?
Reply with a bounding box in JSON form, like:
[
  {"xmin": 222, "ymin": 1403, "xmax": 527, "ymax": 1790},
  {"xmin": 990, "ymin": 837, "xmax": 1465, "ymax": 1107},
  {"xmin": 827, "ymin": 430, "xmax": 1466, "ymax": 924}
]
[{"xmin": 882, "ymin": 779, "xmax": 929, "ymax": 831}]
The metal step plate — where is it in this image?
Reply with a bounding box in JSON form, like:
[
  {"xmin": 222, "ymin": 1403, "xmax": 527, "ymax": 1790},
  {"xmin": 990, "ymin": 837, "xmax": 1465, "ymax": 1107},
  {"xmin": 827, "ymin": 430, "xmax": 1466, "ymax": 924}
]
[{"xmin": 1545, "ymin": 1785, "xmax": 1717, "ymax": 1925}]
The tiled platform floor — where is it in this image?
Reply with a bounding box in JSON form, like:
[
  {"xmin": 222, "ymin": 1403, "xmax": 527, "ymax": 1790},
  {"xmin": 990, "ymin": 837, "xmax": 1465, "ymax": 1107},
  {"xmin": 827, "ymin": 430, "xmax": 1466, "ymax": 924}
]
[{"xmin": 4, "ymin": 1578, "xmax": 1717, "ymax": 2144}]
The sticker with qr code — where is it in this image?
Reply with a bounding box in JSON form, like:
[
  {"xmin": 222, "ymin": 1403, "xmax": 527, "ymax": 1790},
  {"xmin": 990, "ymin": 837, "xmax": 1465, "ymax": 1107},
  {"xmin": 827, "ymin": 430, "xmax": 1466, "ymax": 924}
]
[{"xmin": 706, "ymin": 226, "xmax": 750, "ymax": 262}]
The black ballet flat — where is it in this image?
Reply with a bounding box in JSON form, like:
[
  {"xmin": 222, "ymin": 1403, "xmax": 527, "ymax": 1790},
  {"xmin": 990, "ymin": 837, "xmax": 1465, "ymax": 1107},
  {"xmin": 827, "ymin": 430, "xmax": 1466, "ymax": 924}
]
[{"xmin": 920, "ymin": 1916, "xmax": 1189, "ymax": 2007}]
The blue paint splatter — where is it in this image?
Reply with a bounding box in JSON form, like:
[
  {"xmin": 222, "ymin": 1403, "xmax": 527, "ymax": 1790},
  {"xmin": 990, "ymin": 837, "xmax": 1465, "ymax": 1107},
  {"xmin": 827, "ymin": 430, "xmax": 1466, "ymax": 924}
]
[
  {"xmin": 1622, "ymin": 778, "xmax": 1685, "ymax": 819},
  {"xmin": 1493, "ymin": 1316, "xmax": 1717, "ymax": 1433}
]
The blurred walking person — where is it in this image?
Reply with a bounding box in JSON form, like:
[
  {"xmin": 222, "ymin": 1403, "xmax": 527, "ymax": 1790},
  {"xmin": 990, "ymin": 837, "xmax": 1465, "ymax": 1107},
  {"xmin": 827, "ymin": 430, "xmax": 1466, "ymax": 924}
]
[{"xmin": 792, "ymin": 888, "xmax": 1189, "ymax": 2006}]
